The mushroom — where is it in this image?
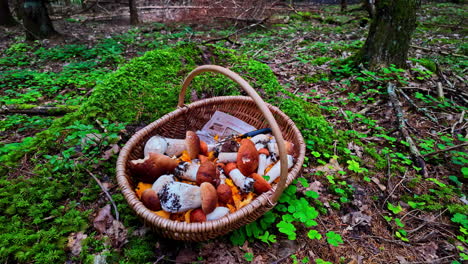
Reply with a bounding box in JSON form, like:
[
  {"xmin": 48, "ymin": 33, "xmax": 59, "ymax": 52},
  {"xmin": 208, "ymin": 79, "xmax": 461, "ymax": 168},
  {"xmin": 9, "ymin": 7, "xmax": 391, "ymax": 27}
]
[
  {"xmin": 266, "ymin": 155, "xmax": 295, "ymax": 183},
  {"xmin": 237, "ymin": 139, "xmax": 259, "ymax": 176},
  {"xmin": 130, "ymin": 153, "xmax": 179, "ymax": 183},
  {"xmin": 250, "ymin": 173, "xmax": 272, "ymax": 195},
  {"xmin": 217, "ymin": 184, "xmax": 233, "ymax": 204},
  {"xmin": 200, "ymin": 182, "xmax": 218, "ymax": 214},
  {"xmin": 141, "ymin": 189, "xmax": 161, "ymax": 211},
  {"xmin": 267, "ymin": 139, "xmax": 296, "ymax": 158},
  {"xmin": 152, "ymin": 174, "xmax": 175, "ymax": 193},
  {"xmin": 224, "ymin": 162, "xmax": 237, "ymax": 176},
  {"xmin": 174, "ymin": 161, "xmax": 200, "ymax": 181},
  {"xmin": 250, "ymin": 134, "xmax": 271, "ymax": 150},
  {"xmin": 206, "ymin": 207, "xmax": 230, "ymax": 221},
  {"xmin": 196, "ymin": 161, "xmax": 220, "ymax": 186},
  {"xmin": 190, "ymin": 208, "xmax": 206, "ymax": 222},
  {"xmin": 143, "ymin": 131, "xmax": 200, "ymax": 158},
  {"xmin": 257, "ymin": 148, "xmax": 273, "ymax": 175},
  {"xmin": 157, "ymin": 182, "xmax": 201, "ymax": 213},
  {"xmin": 217, "ymin": 152, "xmax": 238, "ymax": 163},
  {"xmin": 229, "ymin": 168, "xmax": 255, "ymax": 193}
]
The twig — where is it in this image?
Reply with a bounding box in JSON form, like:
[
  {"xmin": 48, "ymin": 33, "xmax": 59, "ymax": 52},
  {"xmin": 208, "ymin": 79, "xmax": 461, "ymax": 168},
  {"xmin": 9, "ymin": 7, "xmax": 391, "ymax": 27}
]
[
  {"xmin": 0, "ymin": 105, "xmax": 78, "ymax": 116},
  {"xmin": 436, "ymin": 82, "xmax": 444, "ymax": 99},
  {"xmin": 360, "ymin": 235, "xmax": 409, "ymax": 246},
  {"xmin": 387, "ymin": 83, "xmax": 428, "ymax": 177},
  {"xmin": 382, "ymin": 170, "xmax": 408, "ymax": 208},
  {"xmin": 411, "ymin": 45, "xmax": 468, "ymax": 58},
  {"xmin": 451, "ymin": 110, "xmax": 465, "ymax": 135},
  {"xmin": 407, "ymin": 209, "xmax": 447, "ymax": 235},
  {"xmin": 86, "ymin": 169, "xmax": 119, "ymax": 221},
  {"xmin": 202, "ymin": 17, "xmax": 267, "ymax": 45},
  {"xmin": 423, "ymin": 142, "xmax": 468, "ymax": 157},
  {"xmin": 396, "ymin": 88, "xmax": 438, "ymax": 123}
]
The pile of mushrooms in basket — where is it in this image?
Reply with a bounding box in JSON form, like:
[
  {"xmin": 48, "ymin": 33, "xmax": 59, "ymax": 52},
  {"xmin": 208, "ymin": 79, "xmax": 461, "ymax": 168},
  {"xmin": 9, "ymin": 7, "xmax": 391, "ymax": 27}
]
[{"xmin": 130, "ymin": 128, "xmax": 296, "ymax": 223}]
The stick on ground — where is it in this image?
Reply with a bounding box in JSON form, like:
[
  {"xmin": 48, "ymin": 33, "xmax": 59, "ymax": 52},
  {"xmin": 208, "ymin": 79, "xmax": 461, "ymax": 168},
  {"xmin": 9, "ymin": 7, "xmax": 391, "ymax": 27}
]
[{"xmin": 387, "ymin": 83, "xmax": 428, "ymax": 177}]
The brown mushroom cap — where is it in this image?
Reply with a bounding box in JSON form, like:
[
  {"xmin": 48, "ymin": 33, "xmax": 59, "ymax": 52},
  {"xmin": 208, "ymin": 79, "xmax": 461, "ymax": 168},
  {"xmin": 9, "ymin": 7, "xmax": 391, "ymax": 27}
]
[
  {"xmin": 224, "ymin": 162, "xmax": 237, "ymax": 176},
  {"xmin": 217, "ymin": 184, "xmax": 233, "ymax": 204},
  {"xmin": 285, "ymin": 141, "xmax": 296, "ymax": 157},
  {"xmin": 186, "ymin": 131, "xmax": 200, "ymax": 160},
  {"xmin": 200, "ymin": 140, "xmax": 208, "ymax": 156},
  {"xmin": 200, "ymin": 182, "xmax": 218, "ymax": 214},
  {"xmin": 250, "ymin": 173, "xmax": 272, "ymax": 195},
  {"xmin": 198, "ymin": 154, "xmax": 209, "ymax": 163},
  {"xmin": 130, "ymin": 153, "xmax": 179, "ymax": 183},
  {"xmin": 190, "ymin": 208, "xmax": 207, "ymax": 222},
  {"xmin": 196, "ymin": 161, "xmax": 220, "ymax": 186},
  {"xmin": 237, "ymin": 139, "xmax": 259, "ymax": 176},
  {"xmin": 141, "ymin": 189, "xmax": 161, "ymax": 211},
  {"xmin": 258, "ymin": 148, "xmax": 270, "ymax": 156}
]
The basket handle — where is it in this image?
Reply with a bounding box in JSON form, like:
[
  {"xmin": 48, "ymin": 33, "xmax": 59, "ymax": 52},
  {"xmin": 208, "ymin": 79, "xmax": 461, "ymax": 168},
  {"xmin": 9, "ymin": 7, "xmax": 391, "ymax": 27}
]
[{"xmin": 178, "ymin": 65, "xmax": 288, "ymax": 204}]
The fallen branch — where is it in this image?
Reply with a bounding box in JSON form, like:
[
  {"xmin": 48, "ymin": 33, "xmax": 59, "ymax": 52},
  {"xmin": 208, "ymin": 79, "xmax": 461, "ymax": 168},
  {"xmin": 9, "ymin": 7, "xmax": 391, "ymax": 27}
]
[
  {"xmin": 423, "ymin": 142, "xmax": 468, "ymax": 157},
  {"xmin": 0, "ymin": 104, "xmax": 79, "ymax": 116},
  {"xmin": 202, "ymin": 17, "xmax": 267, "ymax": 45},
  {"xmin": 411, "ymin": 45, "xmax": 468, "ymax": 58},
  {"xmin": 396, "ymin": 88, "xmax": 438, "ymax": 123},
  {"xmin": 387, "ymin": 83, "xmax": 428, "ymax": 177},
  {"xmin": 86, "ymin": 169, "xmax": 120, "ymax": 221}
]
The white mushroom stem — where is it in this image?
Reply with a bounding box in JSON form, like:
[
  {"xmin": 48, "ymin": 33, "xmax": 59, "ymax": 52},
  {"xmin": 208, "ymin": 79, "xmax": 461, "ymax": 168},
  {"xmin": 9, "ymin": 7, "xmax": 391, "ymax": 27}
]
[
  {"xmin": 266, "ymin": 155, "xmax": 294, "ymax": 183},
  {"xmin": 217, "ymin": 152, "xmax": 238, "ymax": 163},
  {"xmin": 152, "ymin": 174, "xmax": 175, "ymax": 193},
  {"xmin": 219, "ymin": 171, "xmax": 227, "ymax": 185},
  {"xmin": 267, "ymin": 139, "xmax": 278, "ymax": 157},
  {"xmin": 250, "ymin": 134, "xmax": 271, "ymax": 146},
  {"xmin": 174, "ymin": 161, "xmax": 200, "ymax": 181},
  {"xmin": 157, "ymin": 182, "xmax": 201, "ymax": 213},
  {"xmin": 257, "ymin": 154, "xmax": 273, "ymax": 175},
  {"xmin": 206, "ymin": 207, "xmax": 230, "ymax": 221},
  {"xmin": 229, "ymin": 169, "xmax": 255, "ymax": 193},
  {"xmin": 144, "ymin": 136, "xmax": 186, "ymax": 157}
]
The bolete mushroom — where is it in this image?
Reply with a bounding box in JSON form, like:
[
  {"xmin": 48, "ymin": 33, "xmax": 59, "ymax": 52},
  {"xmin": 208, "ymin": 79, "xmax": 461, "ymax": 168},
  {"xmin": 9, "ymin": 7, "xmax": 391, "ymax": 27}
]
[
  {"xmin": 157, "ymin": 182, "xmax": 201, "ymax": 213},
  {"xmin": 200, "ymin": 182, "xmax": 218, "ymax": 214},
  {"xmin": 250, "ymin": 173, "xmax": 272, "ymax": 194},
  {"xmin": 250, "ymin": 134, "xmax": 271, "ymax": 150},
  {"xmin": 228, "ymin": 168, "xmax": 255, "ymax": 193},
  {"xmin": 266, "ymin": 155, "xmax": 295, "ymax": 183},
  {"xmin": 257, "ymin": 148, "xmax": 273, "ymax": 175},
  {"xmin": 141, "ymin": 189, "xmax": 161, "ymax": 211},
  {"xmin": 130, "ymin": 153, "xmax": 179, "ymax": 183},
  {"xmin": 206, "ymin": 207, "xmax": 230, "ymax": 221},
  {"xmin": 196, "ymin": 161, "xmax": 220, "ymax": 186},
  {"xmin": 152, "ymin": 174, "xmax": 175, "ymax": 193},
  {"xmin": 237, "ymin": 139, "xmax": 259, "ymax": 176},
  {"xmin": 190, "ymin": 208, "xmax": 206, "ymax": 222},
  {"xmin": 144, "ymin": 131, "xmax": 201, "ymax": 158},
  {"xmin": 174, "ymin": 161, "xmax": 200, "ymax": 181},
  {"xmin": 217, "ymin": 152, "xmax": 238, "ymax": 163}
]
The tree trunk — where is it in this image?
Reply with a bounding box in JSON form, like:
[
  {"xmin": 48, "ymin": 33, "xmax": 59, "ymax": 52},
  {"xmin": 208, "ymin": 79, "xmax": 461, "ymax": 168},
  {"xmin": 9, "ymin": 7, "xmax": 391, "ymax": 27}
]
[
  {"xmin": 0, "ymin": 0, "xmax": 17, "ymax": 26},
  {"xmin": 14, "ymin": 0, "xmax": 24, "ymax": 20},
  {"xmin": 358, "ymin": 0, "xmax": 420, "ymax": 70},
  {"xmin": 340, "ymin": 0, "xmax": 347, "ymax": 12},
  {"xmin": 23, "ymin": 0, "xmax": 58, "ymax": 40},
  {"xmin": 129, "ymin": 0, "xmax": 139, "ymax": 25}
]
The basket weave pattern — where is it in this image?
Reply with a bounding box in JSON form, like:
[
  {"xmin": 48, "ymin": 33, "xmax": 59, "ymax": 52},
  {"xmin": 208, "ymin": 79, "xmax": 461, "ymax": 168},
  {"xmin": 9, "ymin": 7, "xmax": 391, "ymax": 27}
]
[{"xmin": 117, "ymin": 66, "xmax": 305, "ymax": 241}]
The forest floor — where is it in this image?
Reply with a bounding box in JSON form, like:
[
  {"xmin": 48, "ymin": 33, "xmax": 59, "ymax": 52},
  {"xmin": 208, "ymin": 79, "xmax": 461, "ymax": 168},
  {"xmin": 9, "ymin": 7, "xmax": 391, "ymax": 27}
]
[{"xmin": 0, "ymin": 2, "xmax": 467, "ymax": 264}]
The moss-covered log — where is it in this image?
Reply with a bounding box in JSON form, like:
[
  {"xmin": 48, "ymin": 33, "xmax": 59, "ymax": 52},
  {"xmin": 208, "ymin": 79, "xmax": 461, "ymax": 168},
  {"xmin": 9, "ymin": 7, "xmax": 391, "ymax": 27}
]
[
  {"xmin": 0, "ymin": 104, "xmax": 79, "ymax": 115},
  {"xmin": 358, "ymin": 0, "xmax": 420, "ymax": 70}
]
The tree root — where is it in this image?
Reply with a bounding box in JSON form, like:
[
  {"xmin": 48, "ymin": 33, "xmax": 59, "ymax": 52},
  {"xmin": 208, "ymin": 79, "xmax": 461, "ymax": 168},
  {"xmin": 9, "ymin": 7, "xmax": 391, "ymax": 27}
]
[{"xmin": 387, "ymin": 83, "xmax": 428, "ymax": 177}]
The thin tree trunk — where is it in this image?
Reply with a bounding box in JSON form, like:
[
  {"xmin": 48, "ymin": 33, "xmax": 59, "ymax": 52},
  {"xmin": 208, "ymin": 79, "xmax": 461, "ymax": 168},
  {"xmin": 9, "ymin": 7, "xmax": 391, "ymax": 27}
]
[
  {"xmin": 358, "ymin": 0, "xmax": 420, "ymax": 70},
  {"xmin": 129, "ymin": 0, "xmax": 139, "ymax": 25},
  {"xmin": 0, "ymin": 0, "xmax": 17, "ymax": 26},
  {"xmin": 14, "ymin": 0, "xmax": 24, "ymax": 20},
  {"xmin": 23, "ymin": 0, "xmax": 58, "ymax": 40},
  {"xmin": 341, "ymin": 0, "xmax": 347, "ymax": 12}
]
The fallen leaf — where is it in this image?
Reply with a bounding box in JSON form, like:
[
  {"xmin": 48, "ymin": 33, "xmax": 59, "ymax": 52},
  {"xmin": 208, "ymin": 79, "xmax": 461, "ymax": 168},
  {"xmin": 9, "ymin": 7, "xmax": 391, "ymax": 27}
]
[
  {"xmin": 176, "ymin": 247, "xmax": 197, "ymax": 263},
  {"xmin": 102, "ymin": 144, "xmax": 120, "ymax": 160},
  {"xmin": 347, "ymin": 142, "xmax": 363, "ymax": 158},
  {"xmin": 93, "ymin": 204, "xmax": 113, "ymax": 234},
  {"xmin": 106, "ymin": 220, "xmax": 128, "ymax": 248},
  {"xmin": 342, "ymin": 211, "xmax": 372, "ymax": 230},
  {"xmin": 67, "ymin": 232, "xmax": 88, "ymax": 256},
  {"xmin": 371, "ymin": 177, "xmax": 387, "ymax": 191},
  {"xmin": 316, "ymin": 158, "xmax": 344, "ymax": 176}
]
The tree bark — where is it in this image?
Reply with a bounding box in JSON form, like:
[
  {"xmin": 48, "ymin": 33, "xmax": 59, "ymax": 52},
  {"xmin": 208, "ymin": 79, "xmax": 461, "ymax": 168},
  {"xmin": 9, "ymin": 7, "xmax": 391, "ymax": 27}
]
[
  {"xmin": 129, "ymin": 0, "xmax": 139, "ymax": 25},
  {"xmin": 0, "ymin": 0, "xmax": 17, "ymax": 26},
  {"xmin": 358, "ymin": 0, "xmax": 420, "ymax": 70},
  {"xmin": 340, "ymin": 0, "xmax": 347, "ymax": 12},
  {"xmin": 23, "ymin": 0, "xmax": 58, "ymax": 40}
]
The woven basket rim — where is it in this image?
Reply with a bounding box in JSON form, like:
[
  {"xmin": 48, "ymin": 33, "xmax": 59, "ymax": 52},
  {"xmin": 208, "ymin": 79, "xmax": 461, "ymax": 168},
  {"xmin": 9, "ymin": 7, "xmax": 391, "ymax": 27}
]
[{"xmin": 116, "ymin": 95, "xmax": 306, "ymax": 235}]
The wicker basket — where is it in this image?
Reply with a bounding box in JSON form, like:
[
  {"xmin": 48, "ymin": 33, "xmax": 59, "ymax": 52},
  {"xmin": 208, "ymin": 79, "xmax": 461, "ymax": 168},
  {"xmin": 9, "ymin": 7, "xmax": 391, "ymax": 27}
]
[{"xmin": 116, "ymin": 65, "xmax": 305, "ymax": 241}]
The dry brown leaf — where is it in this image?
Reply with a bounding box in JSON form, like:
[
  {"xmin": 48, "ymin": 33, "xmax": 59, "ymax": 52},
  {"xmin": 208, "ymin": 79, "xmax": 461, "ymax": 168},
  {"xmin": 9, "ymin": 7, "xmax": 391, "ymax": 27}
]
[
  {"xmin": 67, "ymin": 232, "xmax": 88, "ymax": 256},
  {"xmin": 93, "ymin": 204, "xmax": 113, "ymax": 234}
]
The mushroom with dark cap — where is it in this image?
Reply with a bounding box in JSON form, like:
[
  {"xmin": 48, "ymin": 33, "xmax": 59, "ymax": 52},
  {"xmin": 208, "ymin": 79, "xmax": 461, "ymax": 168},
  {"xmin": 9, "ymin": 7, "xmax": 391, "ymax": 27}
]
[{"xmin": 130, "ymin": 153, "xmax": 179, "ymax": 183}]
